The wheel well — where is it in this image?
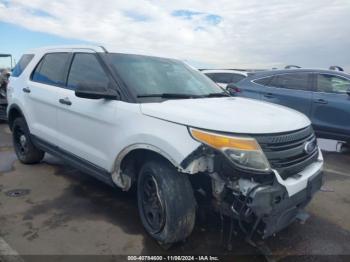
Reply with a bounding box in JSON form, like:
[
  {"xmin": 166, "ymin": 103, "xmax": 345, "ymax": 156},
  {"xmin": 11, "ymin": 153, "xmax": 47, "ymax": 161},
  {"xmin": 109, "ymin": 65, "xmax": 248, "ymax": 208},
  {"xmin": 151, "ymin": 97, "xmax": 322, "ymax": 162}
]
[
  {"xmin": 119, "ymin": 149, "xmax": 177, "ymax": 186},
  {"xmin": 8, "ymin": 107, "xmax": 23, "ymax": 131}
]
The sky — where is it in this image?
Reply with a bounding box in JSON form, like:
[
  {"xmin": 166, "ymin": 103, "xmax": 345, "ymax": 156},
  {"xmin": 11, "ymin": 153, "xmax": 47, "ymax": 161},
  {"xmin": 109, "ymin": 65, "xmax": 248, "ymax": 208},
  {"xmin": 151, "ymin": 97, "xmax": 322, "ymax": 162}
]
[{"xmin": 0, "ymin": 0, "xmax": 350, "ymax": 70}]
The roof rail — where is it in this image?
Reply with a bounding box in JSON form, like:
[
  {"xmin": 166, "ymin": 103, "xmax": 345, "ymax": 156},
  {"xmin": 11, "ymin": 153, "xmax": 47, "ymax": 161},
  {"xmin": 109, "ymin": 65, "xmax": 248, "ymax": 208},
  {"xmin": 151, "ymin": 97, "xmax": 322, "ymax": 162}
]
[
  {"xmin": 99, "ymin": 45, "xmax": 108, "ymax": 53},
  {"xmin": 285, "ymin": 65, "xmax": 301, "ymax": 69},
  {"xmin": 329, "ymin": 66, "xmax": 344, "ymax": 72}
]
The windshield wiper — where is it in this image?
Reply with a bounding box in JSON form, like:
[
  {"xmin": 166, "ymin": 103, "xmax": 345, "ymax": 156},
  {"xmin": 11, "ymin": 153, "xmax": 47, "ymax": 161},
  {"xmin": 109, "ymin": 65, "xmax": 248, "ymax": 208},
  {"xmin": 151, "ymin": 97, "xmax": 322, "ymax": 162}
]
[
  {"xmin": 204, "ymin": 92, "xmax": 231, "ymax": 97},
  {"xmin": 137, "ymin": 93, "xmax": 202, "ymax": 99}
]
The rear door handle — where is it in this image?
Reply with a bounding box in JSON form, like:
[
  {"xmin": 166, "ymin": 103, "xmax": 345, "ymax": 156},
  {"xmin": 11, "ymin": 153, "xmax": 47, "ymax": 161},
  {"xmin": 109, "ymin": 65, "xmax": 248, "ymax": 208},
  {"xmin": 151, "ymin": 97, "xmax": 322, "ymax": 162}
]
[
  {"xmin": 22, "ymin": 87, "xmax": 31, "ymax": 93},
  {"xmin": 264, "ymin": 93, "xmax": 274, "ymax": 98},
  {"xmin": 314, "ymin": 99, "xmax": 328, "ymax": 104},
  {"xmin": 59, "ymin": 97, "xmax": 72, "ymax": 106}
]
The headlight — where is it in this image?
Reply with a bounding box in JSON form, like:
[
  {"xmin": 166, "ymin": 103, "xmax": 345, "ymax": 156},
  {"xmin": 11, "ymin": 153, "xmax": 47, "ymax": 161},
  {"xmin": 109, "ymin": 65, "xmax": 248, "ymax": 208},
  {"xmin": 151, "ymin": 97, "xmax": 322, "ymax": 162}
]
[{"xmin": 190, "ymin": 128, "xmax": 270, "ymax": 172}]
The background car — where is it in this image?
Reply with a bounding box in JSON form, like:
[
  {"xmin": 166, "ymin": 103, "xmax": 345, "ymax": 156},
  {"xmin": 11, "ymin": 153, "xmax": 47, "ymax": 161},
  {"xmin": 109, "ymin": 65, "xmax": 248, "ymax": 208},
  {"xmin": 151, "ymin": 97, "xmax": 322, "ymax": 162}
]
[
  {"xmin": 201, "ymin": 69, "xmax": 248, "ymax": 88},
  {"xmin": 0, "ymin": 53, "xmax": 14, "ymax": 121},
  {"xmin": 228, "ymin": 68, "xmax": 350, "ymax": 144}
]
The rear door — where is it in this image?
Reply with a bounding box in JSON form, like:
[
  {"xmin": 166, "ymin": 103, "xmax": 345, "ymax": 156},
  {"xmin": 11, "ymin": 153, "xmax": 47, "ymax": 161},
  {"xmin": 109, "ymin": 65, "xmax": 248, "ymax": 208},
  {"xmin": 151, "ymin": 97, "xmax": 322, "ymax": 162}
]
[
  {"xmin": 26, "ymin": 52, "xmax": 70, "ymax": 144},
  {"xmin": 55, "ymin": 51, "xmax": 118, "ymax": 170},
  {"xmin": 260, "ymin": 72, "xmax": 313, "ymax": 117},
  {"xmin": 311, "ymin": 73, "xmax": 350, "ymax": 141}
]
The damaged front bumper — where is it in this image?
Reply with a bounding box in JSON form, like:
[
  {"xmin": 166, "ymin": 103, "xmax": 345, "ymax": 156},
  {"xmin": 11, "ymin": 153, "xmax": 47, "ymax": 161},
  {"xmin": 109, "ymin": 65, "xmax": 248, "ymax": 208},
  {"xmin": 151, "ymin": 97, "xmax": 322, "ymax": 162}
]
[
  {"xmin": 249, "ymin": 169, "xmax": 323, "ymax": 238},
  {"xmin": 216, "ymin": 150, "xmax": 324, "ymax": 240}
]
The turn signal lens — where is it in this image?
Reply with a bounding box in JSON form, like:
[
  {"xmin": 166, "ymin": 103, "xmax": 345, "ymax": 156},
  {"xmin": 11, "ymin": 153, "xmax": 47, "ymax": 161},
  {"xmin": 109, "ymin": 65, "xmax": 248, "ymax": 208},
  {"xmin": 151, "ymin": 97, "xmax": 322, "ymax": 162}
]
[
  {"xmin": 190, "ymin": 128, "xmax": 259, "ymax": 151},
  {"xmin": 189, "ymin": 128, "xmax": 270, "ymax": 172}
]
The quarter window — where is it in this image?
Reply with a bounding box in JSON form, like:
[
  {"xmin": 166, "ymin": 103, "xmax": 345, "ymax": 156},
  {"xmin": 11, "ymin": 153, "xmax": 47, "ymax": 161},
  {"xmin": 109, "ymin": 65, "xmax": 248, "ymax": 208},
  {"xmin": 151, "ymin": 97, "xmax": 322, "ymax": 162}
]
[
  {"xmin": 32, "ymin": 53, "xmax": 70, "ymax": 86},
  {"xmin": 11, "ymin": 54, "xmax": 34, "ymax": 77},
  {"xmin": 316, "ymin": 74, "xmax": 350, "ymax": 94},
  {"xmin": 268, "ymin": 73, "xmax": 311, "ymax": 91},
  {"xmin": 67, "ymin": 53, "xmax": 110, "ymax": 91}
]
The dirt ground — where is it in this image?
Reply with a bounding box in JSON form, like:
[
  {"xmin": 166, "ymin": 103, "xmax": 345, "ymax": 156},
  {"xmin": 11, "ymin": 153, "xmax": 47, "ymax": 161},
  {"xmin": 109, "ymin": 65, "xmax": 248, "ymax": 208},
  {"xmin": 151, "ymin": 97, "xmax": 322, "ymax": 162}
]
[{"xmin": 0, "ymin": 122, "xmax": 350, "ymax": 261}]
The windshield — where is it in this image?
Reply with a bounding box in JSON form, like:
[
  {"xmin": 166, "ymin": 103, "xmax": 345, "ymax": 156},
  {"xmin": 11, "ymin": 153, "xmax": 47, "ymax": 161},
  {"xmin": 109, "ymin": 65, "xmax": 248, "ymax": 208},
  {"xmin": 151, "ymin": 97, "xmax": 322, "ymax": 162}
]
[{"xmin": 106, "ymin": 53, "xmax": 224, "ymax": 100}]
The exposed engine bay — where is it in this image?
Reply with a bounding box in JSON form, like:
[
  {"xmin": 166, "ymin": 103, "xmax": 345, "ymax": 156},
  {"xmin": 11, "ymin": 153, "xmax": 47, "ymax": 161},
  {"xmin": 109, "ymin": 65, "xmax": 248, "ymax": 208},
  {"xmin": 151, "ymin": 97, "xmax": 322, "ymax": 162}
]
[{"xmin": 183, "ymin": 130, "xmax": 323, "ymax": 245}]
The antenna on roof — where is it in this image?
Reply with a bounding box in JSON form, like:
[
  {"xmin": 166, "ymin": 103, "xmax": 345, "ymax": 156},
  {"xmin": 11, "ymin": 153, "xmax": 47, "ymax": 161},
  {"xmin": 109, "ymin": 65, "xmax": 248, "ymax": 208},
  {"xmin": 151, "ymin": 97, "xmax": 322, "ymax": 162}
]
[
  {"xmin": 285, "ymin": 65, "xmax": 301, "ymax": 69},
  {"xmin": 329, "ymin": 66, "xmax": 344, "ymax": 72}
]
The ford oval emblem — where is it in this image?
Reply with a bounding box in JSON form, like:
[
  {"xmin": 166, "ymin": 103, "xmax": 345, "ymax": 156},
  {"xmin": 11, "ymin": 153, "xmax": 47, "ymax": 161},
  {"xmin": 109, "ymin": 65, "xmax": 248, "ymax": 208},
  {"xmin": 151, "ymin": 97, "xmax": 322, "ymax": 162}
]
[{"xmin": 304, "ymin": 140, "xmax": 316, "ymax": 154}]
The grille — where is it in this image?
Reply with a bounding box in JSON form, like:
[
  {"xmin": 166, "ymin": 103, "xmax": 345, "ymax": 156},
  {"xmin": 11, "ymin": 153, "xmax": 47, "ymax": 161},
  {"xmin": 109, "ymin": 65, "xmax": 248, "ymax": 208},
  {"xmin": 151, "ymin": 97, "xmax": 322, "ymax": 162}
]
[{"xmin": 254, "ymin": 126, "xmax": 319, "ymax": 180}]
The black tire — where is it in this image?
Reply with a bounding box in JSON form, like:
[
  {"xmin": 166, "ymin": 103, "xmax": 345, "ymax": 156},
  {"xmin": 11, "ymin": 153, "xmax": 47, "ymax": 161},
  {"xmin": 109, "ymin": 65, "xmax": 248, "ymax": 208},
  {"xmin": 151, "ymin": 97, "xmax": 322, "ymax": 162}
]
[
  {"xmin": 137, "ymin": 159, "xmax": 196, "ymax": 244},
  {"xmin": 12, "ymin": 117, "xmax": 45, "ymax": 164}
]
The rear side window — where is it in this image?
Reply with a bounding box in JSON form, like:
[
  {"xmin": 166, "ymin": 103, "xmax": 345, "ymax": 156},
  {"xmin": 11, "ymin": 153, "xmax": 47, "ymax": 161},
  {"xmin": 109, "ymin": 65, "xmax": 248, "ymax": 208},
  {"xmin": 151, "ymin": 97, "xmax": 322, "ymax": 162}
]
[
  {"xmin": 268, "ymin": 73, "xmax": 311, "ymax": 91},
  {"xmin": 67, "ymin": 53, "xmax": 110, "ymax": 90},
  {"xmin": 254, "ymin": 76, "xmax": 273, "ymax": 86},
  {"xmin": 317, "ymin": 74, "xmax": 350, "ymax": 93},
  {"xmin": 32, "ymin": 53, "xmax": 70, "ymax": 86},
  {"xmin": 206, "ymin": 73, "xmax": 236, "ymax": 84},
  {"xmin": 11, "ymin": 54, "xmax": 34, "ymax": 77},
  {"xmin": 231, "ymin": 74, "xmax": 246, "ymax": 83}
]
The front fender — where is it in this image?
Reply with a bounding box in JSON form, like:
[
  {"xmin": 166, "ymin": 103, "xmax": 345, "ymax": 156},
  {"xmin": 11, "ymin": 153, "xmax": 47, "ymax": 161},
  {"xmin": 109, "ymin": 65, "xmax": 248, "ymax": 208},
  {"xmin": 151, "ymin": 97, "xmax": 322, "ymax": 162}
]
[{"xmin": 109, "ymin": 109, "xmax": 202, "ymax": 189}]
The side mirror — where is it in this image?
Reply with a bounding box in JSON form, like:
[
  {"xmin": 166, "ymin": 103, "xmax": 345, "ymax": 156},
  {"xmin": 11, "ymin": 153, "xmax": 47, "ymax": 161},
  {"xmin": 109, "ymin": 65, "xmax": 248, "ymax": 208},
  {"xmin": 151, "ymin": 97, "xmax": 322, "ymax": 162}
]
[
  {"xmin": 75, "ymin": 84, "xmax": 119, "ymax": 100},
  {"xmin": 226, "ymin": 84, "xmax": 241, "ymax": 96}
]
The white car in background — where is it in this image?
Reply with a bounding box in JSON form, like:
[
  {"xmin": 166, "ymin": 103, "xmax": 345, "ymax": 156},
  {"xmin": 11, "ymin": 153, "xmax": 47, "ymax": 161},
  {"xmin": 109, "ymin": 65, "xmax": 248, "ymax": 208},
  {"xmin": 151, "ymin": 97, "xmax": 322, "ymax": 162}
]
[{"xmin": 202, "ymin": 69, "xmax": 248, "ymax": 88}]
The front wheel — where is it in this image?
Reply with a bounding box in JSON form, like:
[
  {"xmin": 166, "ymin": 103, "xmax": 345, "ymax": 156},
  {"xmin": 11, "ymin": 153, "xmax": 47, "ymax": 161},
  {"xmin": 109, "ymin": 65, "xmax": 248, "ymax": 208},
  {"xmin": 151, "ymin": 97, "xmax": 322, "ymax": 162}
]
[{"xmin": 137, "ymin": 159, "xmax": 196, "ymax": 245}]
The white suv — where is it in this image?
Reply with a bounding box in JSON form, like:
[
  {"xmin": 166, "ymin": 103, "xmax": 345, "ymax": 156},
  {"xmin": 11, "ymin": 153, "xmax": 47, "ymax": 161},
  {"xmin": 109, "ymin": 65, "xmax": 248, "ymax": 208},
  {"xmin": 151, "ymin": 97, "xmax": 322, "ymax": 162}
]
[{"xmin": 7, "ymin": 45, "xmax": 323, "ymax": 246}]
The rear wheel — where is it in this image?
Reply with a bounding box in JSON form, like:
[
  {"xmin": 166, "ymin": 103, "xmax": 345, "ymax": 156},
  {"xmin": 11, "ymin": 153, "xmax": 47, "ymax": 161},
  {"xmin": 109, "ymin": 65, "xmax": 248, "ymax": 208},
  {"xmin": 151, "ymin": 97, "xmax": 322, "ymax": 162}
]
[
  {"xmin": 137, "ymin": 159, "xmax": 196, "ymax": 245},
  {"xmin": 12, "ymin": 117, "xmax": 45, "ymax": 164}
]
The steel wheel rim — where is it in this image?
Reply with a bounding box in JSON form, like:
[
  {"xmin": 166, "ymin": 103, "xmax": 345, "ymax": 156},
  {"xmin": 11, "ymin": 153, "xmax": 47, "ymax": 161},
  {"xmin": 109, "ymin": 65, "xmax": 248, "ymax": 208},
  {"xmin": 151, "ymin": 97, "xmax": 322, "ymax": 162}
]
[
  {"xmin": 141, "ymin": 173, "xmax": 165, "ymax": 233},
  {"xmin": 14, "ymin": 126, "xmax": 28, "ymax": 156}
]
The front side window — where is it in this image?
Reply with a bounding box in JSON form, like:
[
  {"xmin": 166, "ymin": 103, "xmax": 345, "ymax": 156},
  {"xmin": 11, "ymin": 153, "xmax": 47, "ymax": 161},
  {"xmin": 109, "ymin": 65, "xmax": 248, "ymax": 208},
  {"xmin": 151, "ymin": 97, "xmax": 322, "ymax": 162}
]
[
  {"xmin": 32, "ymin": 53, "xmax": 70, "ymax": 86},
  {"xmin": 107, "ymin": 53, "xmax": 222, "ymax": 98},
  {"xmin": 268, "ymin": 73, "xmax": 311, "ymax": 91},
  {"xmin": 11, "ymin": 54, "xmax": 34, "ymax": 77},
  {"xmin": 317, "ymin": 74, "xmax": 350, "ymax": 94},
  {"xmin": 67, "ymin": 53, "xmax": 110, "ymax": 91}
]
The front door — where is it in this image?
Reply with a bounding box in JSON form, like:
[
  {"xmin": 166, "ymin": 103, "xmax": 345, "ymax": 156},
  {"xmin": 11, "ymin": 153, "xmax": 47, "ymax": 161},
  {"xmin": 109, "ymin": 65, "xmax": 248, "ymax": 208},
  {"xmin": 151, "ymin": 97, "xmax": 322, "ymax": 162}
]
[{"xmin": 55, "ymin": 52, "xmax": 119, "ymax": 170}]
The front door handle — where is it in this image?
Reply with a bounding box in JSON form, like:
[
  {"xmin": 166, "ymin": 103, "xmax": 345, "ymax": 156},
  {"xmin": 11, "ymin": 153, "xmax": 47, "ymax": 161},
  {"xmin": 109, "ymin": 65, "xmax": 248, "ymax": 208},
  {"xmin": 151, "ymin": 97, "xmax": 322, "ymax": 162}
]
[
  {"xmin": 59, "ymin": 97, "xmax": 72, "ymax": 106},
  {"xmin": 264, "ymin": 93, "xmax": 274, "ymax": 98},
  {"xmin": 22, "ymin": 87, "xmax": 31, "ymax": 93},
  {"xmin": 314, "ymin": 99, "xmax": 328, "ymax": 104}
]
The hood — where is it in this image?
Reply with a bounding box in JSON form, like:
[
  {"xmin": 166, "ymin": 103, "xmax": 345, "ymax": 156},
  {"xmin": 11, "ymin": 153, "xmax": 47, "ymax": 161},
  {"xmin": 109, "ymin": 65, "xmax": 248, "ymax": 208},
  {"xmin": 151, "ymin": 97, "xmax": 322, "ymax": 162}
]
[{"xmin": 140, "ymin": 97, "xmax": 311, "ymax": 134}]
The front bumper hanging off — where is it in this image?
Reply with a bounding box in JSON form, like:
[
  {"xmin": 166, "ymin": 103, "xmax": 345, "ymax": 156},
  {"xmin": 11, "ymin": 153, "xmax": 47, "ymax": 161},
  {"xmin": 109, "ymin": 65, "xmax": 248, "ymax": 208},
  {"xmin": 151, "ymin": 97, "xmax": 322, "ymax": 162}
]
[
  {"xmin": 216, "ymin": 167, "xmax": 323, "ymax": 240},
  {"xmin": 253, "ymin": 170, "xmax": 323, "ymax": 238}
]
